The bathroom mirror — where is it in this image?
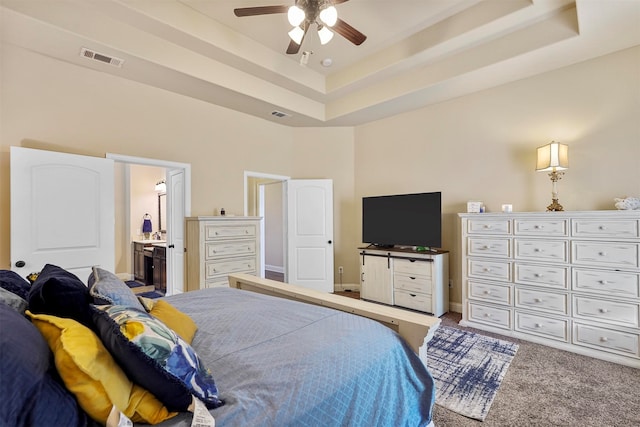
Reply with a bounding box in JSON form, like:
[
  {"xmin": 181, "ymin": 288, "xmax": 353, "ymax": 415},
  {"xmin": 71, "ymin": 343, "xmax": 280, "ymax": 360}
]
[{"xmin": 158, "ymin": 193, "xmax": 167, "ymax": 233}]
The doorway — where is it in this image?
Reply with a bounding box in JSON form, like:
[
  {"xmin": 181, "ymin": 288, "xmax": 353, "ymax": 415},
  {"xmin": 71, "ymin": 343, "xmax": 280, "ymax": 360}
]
[{"xmin": 107, "ymin": 153, "xmax": 191, "ymax": 295}]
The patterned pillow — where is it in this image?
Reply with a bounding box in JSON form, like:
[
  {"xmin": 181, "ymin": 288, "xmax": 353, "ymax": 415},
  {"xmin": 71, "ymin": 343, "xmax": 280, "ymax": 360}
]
[
  {"xmin": 27, "ymin": 311, "xmax": 176, "ymax": 425},
  {"xmin": 87, "ymin": 266, "xmax": 145, "ymax": 310},
  {"xmin": 91, "ymin": 305, "xmax": 223, "ymax": 412}
]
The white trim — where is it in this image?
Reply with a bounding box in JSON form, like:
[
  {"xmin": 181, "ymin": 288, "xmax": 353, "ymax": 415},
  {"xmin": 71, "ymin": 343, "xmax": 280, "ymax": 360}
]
[
  {"xmin": 243, "ymin": 170, "xmax": 290, "ymax": 216},
  {"xmin": 265, "ymin": 264, "xmax": 284, "ymax": 274}
]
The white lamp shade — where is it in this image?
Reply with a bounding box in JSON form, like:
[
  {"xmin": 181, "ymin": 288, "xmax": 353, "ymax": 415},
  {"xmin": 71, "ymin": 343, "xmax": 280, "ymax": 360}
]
[
  {"xmin": 536, "ymin": 141, "xmax": 569, "ymax": 171},
  {"xmin": 287, "ymin": 6, "xmax": 305, "ymax": 27},
  {"xmin": 318, "ymin": 26, "xmax": 334, "ymax": 45},
  {"xmin": 319, "ymin": 6, "xmax": 337, "ymax": 27},
  {"xmin": 288, "ymin": 26, "xmax": 305, "ymax": 44}
]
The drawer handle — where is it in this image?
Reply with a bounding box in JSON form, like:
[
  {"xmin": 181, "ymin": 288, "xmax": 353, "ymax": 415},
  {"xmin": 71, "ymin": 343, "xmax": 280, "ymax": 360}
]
[
  {"xmin": 599, "ymin": 225, "xmax": 606, "ymax": 230},
  {"xmin": 535, "ymin": 323, "xmax": 543, "ymax": 328},
  {"xmin": 484, "ymin": 313, "xmax": 492, "ymax": 318},
  {"xmin": 534, "ymin": 298, "xmax": 543, "ymax": 303},
  {"xmin": 534, "ymin": 225, "xmax": 544, "ymax": 229},
  {"xmin": 410, "ymin": 276, "xmax": 416, "ymax": 280},
  {"xmin": 409, "ymin": 293, "xmax": 416, "ymax": 297},
  {"xmin": 599, "ymin": 280, "xmax": 608, "ymax": 285},
  {"xmin": 534, "ymin": 273, "xmax": 543, "ymax": 278},
  {"xmin": 484, "ymin": 290, "xmax": 491, "ymax": 295},
  {"xmin": 599, "ymin": 308, "xmax": 608, "ymax": 314},
  {"xmin": 483, "ymin": 245, "xmax": 492, "ymax": 250},
  {"xmin": 600, "ymin": 337, "xmax": 608, "ymax": 342},
  {"xmin": 534, "ymin": 248, "xmax": 543, "ymax": 253},
  {"xmin": 483, "ymin": 268, "xmax": 492, "ymax": 272},
  {"xmin": 483, "ymin": 225, "xmax": 492, "ymax": 229},
  {"xmin": 599, "ymin": 252, "xmax": 606, "ymax": 256}
]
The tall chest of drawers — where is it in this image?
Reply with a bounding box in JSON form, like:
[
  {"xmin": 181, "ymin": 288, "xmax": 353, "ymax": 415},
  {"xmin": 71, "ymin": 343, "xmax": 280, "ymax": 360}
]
[
  {"xmin": 185, "ymin": 217, "xmax": 261, "ymax": 291},
  {"xmin": 459, "ymin": 211, "xmax": 640, "ymax": 368}
]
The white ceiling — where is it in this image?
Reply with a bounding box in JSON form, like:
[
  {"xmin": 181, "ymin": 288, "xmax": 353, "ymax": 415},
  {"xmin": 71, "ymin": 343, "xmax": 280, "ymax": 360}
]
[{"xmin": 1, "ymin": 0, "xmax": 639, "ymax": 127}]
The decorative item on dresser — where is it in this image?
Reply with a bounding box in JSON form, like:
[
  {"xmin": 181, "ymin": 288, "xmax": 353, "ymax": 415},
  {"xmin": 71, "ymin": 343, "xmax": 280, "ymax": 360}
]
[
  {"xmin": 185, "ymin": 216, "xmax": 261, "ymax": 291},
  {"xmin": 359, "ymin": 247, "xmax": 449, "ymax": 317},
  {"xmin": 458, "ymin": 210, "xmax": 640, "ymax": 368},
  {"xmin": 536, "ymin": 141, "xmax": 569, "ymax": 212}
]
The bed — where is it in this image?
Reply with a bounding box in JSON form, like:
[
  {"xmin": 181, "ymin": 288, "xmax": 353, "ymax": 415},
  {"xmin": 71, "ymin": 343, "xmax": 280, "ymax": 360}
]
[{"xmin": 1, "ymin": 268, "xmax": 440, "ymax": 427}]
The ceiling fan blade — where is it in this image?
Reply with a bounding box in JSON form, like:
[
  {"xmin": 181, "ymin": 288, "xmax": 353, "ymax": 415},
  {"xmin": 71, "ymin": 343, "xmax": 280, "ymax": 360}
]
[
  {"xmin": 333, "ymin": 18, "xmax": 366, "ymax": 46},
  {"xmin": 234, "ymin": 5, "xmax": 288, "ymax": 17},
  {"xmin": 286, "ymin": 21, "xmax": 309, "ymax": 54}
]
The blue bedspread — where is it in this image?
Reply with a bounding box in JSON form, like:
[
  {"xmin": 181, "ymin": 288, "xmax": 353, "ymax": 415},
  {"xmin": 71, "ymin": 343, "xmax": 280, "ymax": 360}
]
[{"xmin": 157, "ymin": 287, "xmax": 435, "ymax": 427}]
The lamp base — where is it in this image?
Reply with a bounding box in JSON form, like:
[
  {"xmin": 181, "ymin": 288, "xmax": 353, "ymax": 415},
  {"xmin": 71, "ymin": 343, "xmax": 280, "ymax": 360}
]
[{"xmin": 546, "ymin": 198, "xmax": 564, "ymax": 212}]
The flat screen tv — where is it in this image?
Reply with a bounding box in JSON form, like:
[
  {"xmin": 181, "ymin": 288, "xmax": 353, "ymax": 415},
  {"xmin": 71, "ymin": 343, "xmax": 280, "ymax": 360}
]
[{"xmin": 362, "ymin": 192, "xmax": 441, "ymax": 249}]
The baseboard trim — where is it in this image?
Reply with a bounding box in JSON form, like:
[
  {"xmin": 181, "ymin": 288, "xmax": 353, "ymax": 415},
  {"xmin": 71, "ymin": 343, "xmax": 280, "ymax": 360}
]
[
  {"xmin": 449, "ymin": 302, "xmax": 462, "ymax": 313},
  {"xmin": 265, "ymin": 265, "xmax": 284, "ymax": 274}
]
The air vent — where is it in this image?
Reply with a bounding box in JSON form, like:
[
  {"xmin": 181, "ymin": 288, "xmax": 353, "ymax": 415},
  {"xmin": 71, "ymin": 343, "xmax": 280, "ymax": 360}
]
[
  {"xmin": 271, "ymin": 110, "xmax": 291, "ymax": 118},
  {"xmin": 80, "ymin": 48, "xmax": 124, "ymax": 68}
]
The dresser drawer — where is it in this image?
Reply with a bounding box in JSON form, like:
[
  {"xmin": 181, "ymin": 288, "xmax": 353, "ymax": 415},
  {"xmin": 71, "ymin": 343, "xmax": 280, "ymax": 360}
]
[
  {"xmin": 573, "ymin": 296, "xmax": 639, "ymax": 328},
  {"xmin": 205, "ymin": 257, "xmax": 257, "ymax": 279},
  {"xmin": 467, "ymin": 218, "xmax": 511, "ymax": 235},
  {"xmin": 394, "ymin": 290, "xmax": 432, "ymax": 313},
  {"xmin": 573, "ymin": 322, "xmax": 639, "ymax": 357},
  {"xmin": 571, "ymin": 241, "xmax": 639, "ymax": 269},
  {"xmin": 514, "ymin": 239, "xmax": 568, "ymax": 263},
  {"xmin": 468, "ymin": 302, "xmax": 511, "ymax": 329},
  {"xmin": 206, "ymin": 240, "xmax": 256, "ymax": 259},
  {"xmin": 514, "ymin": 219, "xmax": 568, "ymax": 236},
  {"xmin": 515, "ymin": 311, "xmax": 569, "ymax": 342},
  {"xmin": 204, "ymin": 278, "xmax": 230, "ymax": 289},
  {"xmin": 394, "ymin": 273, "xmax": 431, "ymax": 294},
  {"xmin": 572, "ymin": 219, "xmax": 639, "ymax": 239},
  {"xmin": 467, "ymin": 237, "xmax": 511, "ymax": 258},
  {"xmin": 572, "ymin": 268, "xmax": 640, "ymax": 298},
  {"xmin": 515, "ymin": 288, "xmax": 568, "ymax": 314},
  {"xmin": 204, "ymin": 224, "xmax": 257, "ymax": 240},
  {"xmin": 468, "ymin": 259, "xmax": 512, "ymax": 282},
  {"xmin": 394, "ymin": 258, "xmax": 432, "ymax": 276},
  {"xmin": 468, "ymin": 280, "xmax": 512, "ymax": 305},
  {"xmin": 514, "ymin": 263, "xmax": 568, "ymax": 289}
]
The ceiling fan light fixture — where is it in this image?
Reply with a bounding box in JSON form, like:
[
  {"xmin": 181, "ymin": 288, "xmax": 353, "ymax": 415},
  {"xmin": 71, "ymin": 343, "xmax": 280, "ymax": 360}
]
[
  {"xmin": 287, "ymin": 5, "xmax": 305, "ymax": 26},
  {"xmin": 319, "ymin": 6, "xmax": 337, "ymax": 27},
  {"xmin": 318, "ymin": 25, "xmax": 334, "ymax": 45},
  {"xmin": 289, "ymin": 26, "xmax": 305, "ymax": 44}
]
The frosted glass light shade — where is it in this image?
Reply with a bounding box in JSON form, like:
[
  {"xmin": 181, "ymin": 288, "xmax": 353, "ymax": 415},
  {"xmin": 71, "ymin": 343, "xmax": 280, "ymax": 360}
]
[
  {"xmin": 536, "ymin": 141, "xmax": 569, "ymax": 171},
  {"xmin": 287, "ymin": 6, "xmax": 305, "ymax": 26},
  {"xmin": 318, "ymin": 26, "xmax": 334, "ymax": 45},
  {"xmin": 319, "ymin": 6, "xmax": 337, "ymax": 26},
  {"xmin": 288, "ymin": 26, "xmax": 305, "ymax": 44}
]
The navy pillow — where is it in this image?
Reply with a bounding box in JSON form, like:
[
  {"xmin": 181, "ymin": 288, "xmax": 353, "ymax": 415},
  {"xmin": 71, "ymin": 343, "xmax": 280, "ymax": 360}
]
[
  {"xmin": 0, "ymin": 302, "xmax": 91, "ymax": 427},
  {"xmin": 0, "ymin": 270, "xmax": 31, "ymax": 300},
  {"xmin": 28, "ymin": 264, "xmax": 93, "ymax": 328}
]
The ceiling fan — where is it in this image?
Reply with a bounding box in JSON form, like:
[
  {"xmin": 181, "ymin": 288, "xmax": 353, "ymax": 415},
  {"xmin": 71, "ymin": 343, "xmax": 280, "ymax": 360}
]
[{"xmin": 234, "ymin": 0, "xmax": 366, "ymax": 55}]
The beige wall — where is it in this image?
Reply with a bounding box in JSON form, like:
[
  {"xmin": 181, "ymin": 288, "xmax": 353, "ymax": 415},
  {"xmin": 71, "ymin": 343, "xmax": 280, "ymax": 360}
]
[
  {"xmin": 2, "ymin": 41, "xmax": 638, "ymax": 308},
  {"xmin": 355, "ymin": 45, "xmax": 640, "ymax": 307}
]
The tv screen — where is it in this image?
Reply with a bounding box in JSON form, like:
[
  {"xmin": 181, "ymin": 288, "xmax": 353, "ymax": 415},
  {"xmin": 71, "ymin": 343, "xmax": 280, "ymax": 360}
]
[{"xmin": 362, "ymin": 192, "xmax": 441, "ymax": 248}]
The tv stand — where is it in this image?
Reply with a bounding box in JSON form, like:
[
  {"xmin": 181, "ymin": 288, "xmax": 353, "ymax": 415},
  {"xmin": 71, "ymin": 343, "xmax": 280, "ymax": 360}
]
[{"xmin": 358, "ymin": 247, "xmax": 449, "ymax": 317}]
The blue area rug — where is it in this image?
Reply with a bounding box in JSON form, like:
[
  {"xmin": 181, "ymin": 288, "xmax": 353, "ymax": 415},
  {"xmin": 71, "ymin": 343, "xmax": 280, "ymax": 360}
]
[{"xmin": 427, "ymin": 326, "xmax": 518, "ymax": 421}]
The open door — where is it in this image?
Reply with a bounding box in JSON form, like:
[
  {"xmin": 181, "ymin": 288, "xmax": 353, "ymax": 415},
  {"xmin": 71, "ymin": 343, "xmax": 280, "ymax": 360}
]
[
  {"xmin": 285, "ymin": 179, "xmax": 334, "ymax": 292},
  {"xmin": 166, "ymin": 168, "xmax": 185, "ymax": 294},
  {"xmin": 10, "ymin": 147, "xmax": 115, "ymax": 282}
]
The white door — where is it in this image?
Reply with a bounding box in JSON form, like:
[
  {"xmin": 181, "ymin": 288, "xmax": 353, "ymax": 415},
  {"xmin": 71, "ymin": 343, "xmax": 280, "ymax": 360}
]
[
  {"xmin": 285, "ymin": 179, "xmax": 334, "ymax": 292},
  {"xmin": 166, "ymin": 168, "xmax": 185, "ymax": 294},
  {"xmin": 10, "ymin": 147, "xmax": 114, "ymax": 282}
]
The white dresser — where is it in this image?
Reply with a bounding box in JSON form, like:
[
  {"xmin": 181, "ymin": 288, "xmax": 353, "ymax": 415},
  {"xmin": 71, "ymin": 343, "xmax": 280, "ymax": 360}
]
[
  {"xmin": 459, "ymin": 211, "xmax": 640, "ymax": 368},
  {"xmin": 360, "ymin": 248, "xmax": 449, "ymax": 317},
  {"xmin": 185, "ymin": 217, "xmax": 261, "ymax": 291}
]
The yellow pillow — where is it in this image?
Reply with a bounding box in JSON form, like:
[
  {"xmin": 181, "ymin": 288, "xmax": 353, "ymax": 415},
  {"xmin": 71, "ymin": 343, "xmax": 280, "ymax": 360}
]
[
  {"xmin": 27, "ymin": 311, "xmax": 177, "ymax": 425},
  {"xmin": 149, "ymin": 300, "xmax": 198, "ymax": 344}
]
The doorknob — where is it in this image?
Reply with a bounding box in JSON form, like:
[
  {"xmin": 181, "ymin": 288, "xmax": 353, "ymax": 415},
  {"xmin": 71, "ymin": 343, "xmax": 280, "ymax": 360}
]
[
  {"xmin": 168, "ymin": 244, "xmax": 175, "ymax": 248},
  {"xmin": 327, "ymin": 240, "xmax": 332, "ymax": 244},
  {"xmin": 15, "ymin": 260, "xmax": 26, "ymax": 268}
]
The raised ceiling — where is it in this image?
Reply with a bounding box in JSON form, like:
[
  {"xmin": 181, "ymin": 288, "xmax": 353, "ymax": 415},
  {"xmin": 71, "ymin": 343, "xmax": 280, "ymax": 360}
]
[{"xmin": 1, "ymin": 0, "xmax": 639, "ymax": 127}]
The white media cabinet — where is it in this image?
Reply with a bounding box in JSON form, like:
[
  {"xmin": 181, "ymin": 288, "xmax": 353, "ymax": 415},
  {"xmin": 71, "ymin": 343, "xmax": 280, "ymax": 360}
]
[
  {"xmin": 359, "ymin": 247, "xmax": 449, "ymax": 317},
  {"xmin": 459, "ymin": 210, "xmax": 640, "ymax": 368}
]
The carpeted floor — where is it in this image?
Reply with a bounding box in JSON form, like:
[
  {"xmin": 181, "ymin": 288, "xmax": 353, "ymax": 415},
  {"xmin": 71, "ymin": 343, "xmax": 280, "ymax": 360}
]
[{"xmin": 434, "ymin": 312, "xmax": 640, "ymax": 426}]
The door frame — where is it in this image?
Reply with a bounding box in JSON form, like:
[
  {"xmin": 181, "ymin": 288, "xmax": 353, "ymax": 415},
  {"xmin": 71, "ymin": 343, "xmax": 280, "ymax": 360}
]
[
  {"xmin": 244, "ymin": 171, "xmax": 290, "ymax": 278},
  {"xmin": 107, "ymin": 153, "xmax": 191, "ymax": 288}
]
